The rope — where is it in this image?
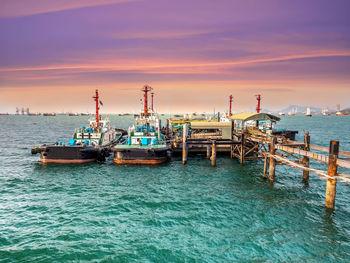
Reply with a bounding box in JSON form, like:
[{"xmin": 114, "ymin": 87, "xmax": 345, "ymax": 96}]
[{"xmin": 266, "ymin": 153, "xmax": 350, "ymax": 185}]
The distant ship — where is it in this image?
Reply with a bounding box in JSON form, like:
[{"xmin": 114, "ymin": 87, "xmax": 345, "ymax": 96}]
[
  {"xmin": 335, "ymin": 104, "xmax": 349, "ymax": 116},
  {"xmin": 305, "ymin": 107, "xmax": 312, "ymax": 117},
  {"xmin": 322, "ymin": 107, "xmax": 330, "ymax": 116},
  {"xmin": 288, "ymin": 107, "xmax": 297, "ymax": 116},
  {"xmin": 279, "ymin": 112, "xmax": 285, "ymax": 116},
  {"xmin": 43, "ymin": 112, "xmax": 56, "ymax": 116}
]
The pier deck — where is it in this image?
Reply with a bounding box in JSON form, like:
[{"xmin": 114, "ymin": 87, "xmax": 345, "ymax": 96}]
[{"xmin": 164, "ymin": 118, "xmax": 350, "ymax": 210}]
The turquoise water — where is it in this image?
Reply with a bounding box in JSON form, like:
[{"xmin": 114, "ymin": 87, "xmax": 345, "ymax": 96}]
[{"xmin": 0, "ymin": 115, "xmax": 350, "ymax": 262}]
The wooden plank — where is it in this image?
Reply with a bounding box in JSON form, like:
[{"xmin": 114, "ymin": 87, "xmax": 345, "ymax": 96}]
[
  {"xmin": 266, "ymin": 138, "xmax": 350, "ymax": 157},
  {"xmin": 276, "ymin": 145, "xmax": 350, "ymax": 169},
  {"xmin": 303, "ymin": 143, "xmax": 350, "ymax": 157},
  {"xmin": 337, "ymin": 159, "xmax": 350, "ymax": 169}
]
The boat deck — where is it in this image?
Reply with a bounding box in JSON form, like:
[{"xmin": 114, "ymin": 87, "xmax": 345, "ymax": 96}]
[{"xmin": 114, "ymin": 144, "xmax": 167, "ymax": 149}]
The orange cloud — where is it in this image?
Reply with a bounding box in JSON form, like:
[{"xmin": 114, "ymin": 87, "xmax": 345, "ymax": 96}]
[{"xmin": 1, "ymin": 51, "xmax": 349, "ymax": 74}]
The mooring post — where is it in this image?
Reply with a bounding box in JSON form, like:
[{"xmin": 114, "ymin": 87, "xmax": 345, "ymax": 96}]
[
  {"xmin": 206, "ymin": 145, "xmax": 211, "ymax": 159},
  {"xmin": 240, "ymin": 132, "xmax": 245, "ymax": 165},
  {"xmin": 230, "ymin": 120, "xmax": 234, "ymax": 159},
  {"xmin": 302, "ymin": 131, "xmax": 310, "ymax": 182},
  {"xmin": 268, "ymin": 136, "xmax": 277, "ymax": 183},
  {"xmin": 211, "ymin": 140, "xmax": 217, "ymax": 166},
  {"xmin": 325, "ymin": 140, "xmax": 339, "ymax": 209},
  {"xmin": 182, "ymin": 123, "xmax": 188, "ymax": 165}
]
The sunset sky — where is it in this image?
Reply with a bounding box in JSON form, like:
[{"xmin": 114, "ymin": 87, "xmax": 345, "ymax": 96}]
[{"xmin": 0, "ymin": 0, "xmax": 350, "ymax": 113}]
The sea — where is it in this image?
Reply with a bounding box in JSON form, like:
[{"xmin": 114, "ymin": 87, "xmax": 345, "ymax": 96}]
[{"xmin": 0, "ymin": 115, "xmax": 349, "ymax": 262}]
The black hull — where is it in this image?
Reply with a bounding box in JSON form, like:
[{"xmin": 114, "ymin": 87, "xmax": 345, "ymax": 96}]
[
  {"xmin": 32, "ymin": 145, "xmax": 108, "ymax": 163},
  {"xmin": 113, "ymin": 147, "xmax": 168, "ymax": 165}
]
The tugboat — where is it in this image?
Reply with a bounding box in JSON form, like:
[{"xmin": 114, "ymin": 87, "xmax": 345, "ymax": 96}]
[
  {"xmin": 112, "ymin": 85, "xmax": 168, "ymax": 165},
  {"xmin": 32, "ymin": 90, "xmax": 121, "ymax": 163}
]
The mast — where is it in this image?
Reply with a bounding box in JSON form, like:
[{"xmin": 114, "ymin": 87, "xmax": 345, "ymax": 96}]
[
  {"xmin": 151, "ymin": 92, "xmax": 154, "ymax": 112},
  {"xmin": 93, "ymin": 89, "xmax": 99, "ymax": 129},
  {"xmin": 142, "ymin": 85, "xmax": 152, "ymax": 116},
  {"xmin": 255, "ymin": 94, "xmax": 261, "ymax": 113},
  {"xmin": 229, "ymin": 95, "xmax": 233, "ymax": 116}
]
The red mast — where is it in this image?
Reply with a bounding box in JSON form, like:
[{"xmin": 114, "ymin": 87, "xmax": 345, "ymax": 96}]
[
  {"xmin": 142, "ymin": 85, "xmax": 152, "ymax": 116},
  {"xmin": 93, "ymin": 89, "xmax": 99, "ymax": 129},
  {"xmin": 229, "ymin": 95, "xmax": 233, "ymax": 116},
  {"xmin": 151, "ymin": 92, "xmax": 154, "ymax": 112},
  {"xmin": 255, "ymin": 94, "xmax": 261, "ymax": 113}
]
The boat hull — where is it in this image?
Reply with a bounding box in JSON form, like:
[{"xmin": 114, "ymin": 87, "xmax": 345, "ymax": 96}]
[
  {"xmin": 32, "ymin": 145, "xmax": 106, "ymax": 164},
  {"xmin": 113, "ymin": 147, "xmax": 168, "ymax": 165}
]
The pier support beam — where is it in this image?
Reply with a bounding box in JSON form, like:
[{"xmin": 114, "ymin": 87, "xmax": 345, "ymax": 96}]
[
  {"xmin": 206, "ymin": 145, "xmax": 211, "ymax": 159},
  {"xmin": 302, "ymin": 131, "xmax": 310, "ymax": 182},
  {"xmin": 240, "ymin": 133, "xmax": 245, "ymax": 165},
  {"xmin": 182, "ymin": 124, "xmax": 188, "ymax": 165},
  {"xmin": 210, "ymin": 141, "xmax": 216, "ymax": 166},
  {"xmin": 325, "ymin": 140, "xmax": 339, "ymax": 210},
  {"xmin": 263, "ymin": 152, "xmax": 268, "ymax": 179},
  {"xmin": 268, "ymin": 137, "xmax": 277, "ymax": 183}
]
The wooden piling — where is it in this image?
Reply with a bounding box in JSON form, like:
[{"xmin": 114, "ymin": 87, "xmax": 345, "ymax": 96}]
[
  {"xmin": 210, "ymin": 141, "xmax": 216, "ymax": 166},
  {"xmin": 302, "ymin": 131, "xmax": 310, "ymax": 182},
  {"xmin": 263, "ymin": 152, "xmax": 268, "ymax": 179},
  {"xmin": 240, "ymin": 133, "xmax": 245, "ymax": 165},
  {"xmin": 182, "ymin": 123, "xmax": 188, "ymax": 165},
  {"xmin": 206, "ymin": 145, "xmax": 211, "ymax": 159},
  {"xmin": 325, "ymin": 140, "xmax": 339, "ymax": 209},
  {"xmin": 268, "ymin": 136, "xmax": 277, "ymax": 182},
  {"xmin": 230, "ymin": 120, "xmax": 234, "ymax": 159}
]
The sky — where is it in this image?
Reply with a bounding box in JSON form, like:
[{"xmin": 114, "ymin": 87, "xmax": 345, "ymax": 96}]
[{"xmin": 0, "ymin": 0, "xmax": 350, "ymax": 113}]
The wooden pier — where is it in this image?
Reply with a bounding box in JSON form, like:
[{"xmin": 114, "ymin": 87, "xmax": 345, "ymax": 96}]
[{"xmin": 165, "ymin": 114, "xmax": 350, "ymax": 210}]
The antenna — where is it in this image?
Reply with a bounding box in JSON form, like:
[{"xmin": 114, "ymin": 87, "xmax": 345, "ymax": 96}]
[
  {"xmin": 229, "ymin": 95, "xmax": 233, "ymax": 116},
  {"xmin": 151, "ymin": 92, "xmax": 154, "ymax": 112},
  {"xmin": 93, "ymin": 89, "xmax": 99, "ymax": 129}
]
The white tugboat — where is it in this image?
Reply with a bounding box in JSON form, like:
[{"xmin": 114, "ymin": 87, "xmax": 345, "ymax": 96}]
[{"xmin": 112, "ymin": 85, "xmax": 168, "ymax": 165}]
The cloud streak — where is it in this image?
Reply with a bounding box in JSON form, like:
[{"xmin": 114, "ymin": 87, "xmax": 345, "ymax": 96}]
[
  {"xmin": 1, "ymin": 51, "xmax": 349, "ymax": 74},
  {"xmin": 0, "ymin": 0, "xmax": 138, "ymax": 18}
]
